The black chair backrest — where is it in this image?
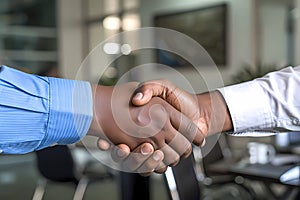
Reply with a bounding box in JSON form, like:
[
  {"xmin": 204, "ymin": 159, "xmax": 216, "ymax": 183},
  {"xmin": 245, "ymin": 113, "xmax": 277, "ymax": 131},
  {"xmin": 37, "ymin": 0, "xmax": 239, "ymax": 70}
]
[
  {"xmin": 165, "ymin": 154, "xmax": 201, "ymax": 200},
  {"xmin": 202, "ymin": 141, "xmax": 224, "ymax": 176},
  {"xmin": 36, "ymin": 145, "xmax": 77, "ymax": 183}
]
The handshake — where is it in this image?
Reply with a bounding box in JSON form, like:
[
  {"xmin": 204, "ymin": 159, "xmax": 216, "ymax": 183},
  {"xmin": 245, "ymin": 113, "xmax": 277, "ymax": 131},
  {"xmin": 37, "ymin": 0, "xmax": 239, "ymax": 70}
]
[{"xmin": 87, "ymin": 80, "xmax": 233, "ymax": 175}]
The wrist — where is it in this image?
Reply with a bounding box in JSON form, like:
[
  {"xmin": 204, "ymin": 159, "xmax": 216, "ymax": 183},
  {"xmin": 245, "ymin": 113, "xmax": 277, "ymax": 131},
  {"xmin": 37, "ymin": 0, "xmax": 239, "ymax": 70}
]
[
  {"xmin": 197, "ymin": 91, "xmax": 233, "ymax": 135},
  {"xmin": 87, "ymin": 84, "xmax": 113, "ymax": 138}
]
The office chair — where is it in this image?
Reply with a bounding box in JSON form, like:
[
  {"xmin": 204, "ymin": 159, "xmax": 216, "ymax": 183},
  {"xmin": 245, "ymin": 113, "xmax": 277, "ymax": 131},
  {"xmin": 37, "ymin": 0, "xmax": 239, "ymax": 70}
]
[
  {"xmin": 200, "ymin": 135, "xmax": 235, "ymax": 183},
  {"xmin": 32, "ymin": 145, "xmax": 113, "ymax": 200},
  {"xmin": 164, "ymin": 154, "xmax": 201, "ymax": 200},
  {"xmin": 196, "ymin": 136, "xmax": 255, "ymax": 200},
  {"xmin": 164, "ymin": 135, "xmax": 255, "ymax": 200},
  {"xmin": 120, "ymin": 172, "xmax": 150, "ymax": 200}
]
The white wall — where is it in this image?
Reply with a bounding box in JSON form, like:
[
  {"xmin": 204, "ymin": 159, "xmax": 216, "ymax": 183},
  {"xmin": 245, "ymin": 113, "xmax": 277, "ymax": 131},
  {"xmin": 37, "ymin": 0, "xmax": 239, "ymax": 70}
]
[
  {"xmin": 259, "ymin": 0, "xmax": 290, "ymax": 67},
  {"xmin": 136, "ymin": 0, "xmax": 257, "ymax": 91},
  {"xmin": 56, "ymin": 0, "xmax": 294, "ymax": 83},
  {"xmin": 57, "ymin": 0, "xmax": 85, "ymax": 79},
  {"xmin": 295, "ymin": 0, "xmax": 300, "ymax": 65}
]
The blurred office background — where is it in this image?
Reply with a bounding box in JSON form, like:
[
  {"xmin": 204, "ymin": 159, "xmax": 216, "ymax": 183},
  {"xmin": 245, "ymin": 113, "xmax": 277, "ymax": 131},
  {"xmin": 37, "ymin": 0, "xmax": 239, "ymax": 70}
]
[{"xmin": 1, "ymin": 0, "xmax": 300, "ymax": 199}]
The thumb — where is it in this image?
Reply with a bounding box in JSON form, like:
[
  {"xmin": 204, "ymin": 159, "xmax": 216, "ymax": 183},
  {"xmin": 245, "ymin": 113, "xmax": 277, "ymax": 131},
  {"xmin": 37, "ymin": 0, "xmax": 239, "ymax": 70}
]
[
  {"xmin": 132, "ymin": 90, "xmax": 154, "ymax": 106},
  {"xmin": 97, "ymin": 139, "xmax": 111, "ymax": 151},
  {"xmin": 132, "ymin": 80, "xmax": 174, "ymax": 106}
]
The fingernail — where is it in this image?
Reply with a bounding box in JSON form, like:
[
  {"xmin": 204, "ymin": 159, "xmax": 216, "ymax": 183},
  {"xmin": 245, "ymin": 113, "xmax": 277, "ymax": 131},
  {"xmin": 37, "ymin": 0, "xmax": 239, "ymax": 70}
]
[
  {"xmin": 141, "ymin": 145, "xmax": 152, "ymax": 155},
  {"xmin": 117, "ymin": 149, "xmax": 126, "ymax": 157},
  {"xmin": 201, "ymin": 139, "xmax": 206, "ymax": 147},
  {"xmin": 153, "ymin": 151, "xmax": 163, "ymax": 161},
  {"xmin": 98, "ymin": 140, "xmax": 110, "ymax": 150},
  {"xmin": 134, "ymin": 92, "xmax": 143, "ymax": 100}
]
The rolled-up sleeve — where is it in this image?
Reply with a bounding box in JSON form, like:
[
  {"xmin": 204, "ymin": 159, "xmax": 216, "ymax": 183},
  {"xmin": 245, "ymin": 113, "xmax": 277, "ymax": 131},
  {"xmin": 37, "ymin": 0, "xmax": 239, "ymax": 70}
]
[
  {"xmin": 218, "ymin": 66, "xmax": 300, "ymax": 136},
  {"xmin": 0, "ymin": 65, "xmax": 92, "ymax": 154}
]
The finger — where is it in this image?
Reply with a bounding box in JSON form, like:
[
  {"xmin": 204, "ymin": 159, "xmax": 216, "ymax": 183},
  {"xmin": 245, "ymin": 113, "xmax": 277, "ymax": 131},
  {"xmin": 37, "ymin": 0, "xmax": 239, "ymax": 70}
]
[
  {"xmin": 97, "ymin": 138, "xmax": 111, "ymax": 151},
  {"xmin": 140, "ymin": 172, "xmax": 153, "ymax": 177},
  {"xmin": 154, "ymin": 163, "xmax": 168, "ymax": 174},
  {"xmin": 111, "ymin": 144, "xmax": 131, "ymax": 163},
  {"xmin": 160, "ymin": 145, "xmax": 180, "ymax": 167},
  {"xmin": 138, "ymin": 150, "xmax": 164, "ymax": 175},
  {"xmin": 132, "ymin": 80, "xmax": 201, "ymax": 134},
  {"xmin": 165, "ymin": 131, "xmax": 193, "ymax": 158},
  {"xmin": 122, "ymin": 143, "xmax": 154, "ymax": 172},
  {"xmin": 167, "ymin": 105, "xmax": 205, "ymax": 146}
]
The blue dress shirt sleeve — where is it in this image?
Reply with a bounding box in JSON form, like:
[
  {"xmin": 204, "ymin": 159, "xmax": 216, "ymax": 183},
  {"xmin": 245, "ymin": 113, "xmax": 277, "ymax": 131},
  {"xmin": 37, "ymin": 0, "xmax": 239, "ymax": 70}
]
[{"xmin": 0, "ymin": 65, "xmax": 93, "ymax": 154}]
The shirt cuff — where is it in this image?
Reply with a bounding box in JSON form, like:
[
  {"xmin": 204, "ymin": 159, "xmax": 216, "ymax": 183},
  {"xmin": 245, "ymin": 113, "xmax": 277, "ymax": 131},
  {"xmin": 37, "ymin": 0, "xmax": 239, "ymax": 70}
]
[
  {"xmin": 218, "ymin": 80, "xmax": 274, "ymax": 133},
  {"xmin": 37, "ymin": 78, "xmax": 93, "ymax": 149}
]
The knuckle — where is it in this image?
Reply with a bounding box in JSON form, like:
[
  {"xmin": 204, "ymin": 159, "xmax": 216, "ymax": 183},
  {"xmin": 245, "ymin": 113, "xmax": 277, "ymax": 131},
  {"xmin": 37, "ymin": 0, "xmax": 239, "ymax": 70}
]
[
  {"xmin": 184, "ymin": 121, "xmax": 198, "ymax": 138},
  {"xmin": 182, "ymin": 145, "xmax": 192, "ymax": 158},
  {"xmin": 155, "ymin": 166, "xmax": 167, "ymax": 174},
  {"xmin": 126, "ymin": 161, "xmax": 138, "ymax": 172},
  {"xmin": 124, "ymin": 155, "xmax": 143, "ymax": 172},
  {"xmin": 188, "ymin": 121, "xmax": 197, "ymax": 132},
  {"xmin": 168, "ymin": 154, "xmax": 180, "ymax": 166},
  {"xmin": 142, "ymin": 161, "xmax": 155, "ymax": 172}
]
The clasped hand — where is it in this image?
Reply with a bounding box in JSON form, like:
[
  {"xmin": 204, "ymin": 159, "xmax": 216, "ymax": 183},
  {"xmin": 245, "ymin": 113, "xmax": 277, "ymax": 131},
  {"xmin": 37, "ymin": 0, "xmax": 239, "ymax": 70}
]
[{"xmin": 88, "ymin": 81, "xmax": 210, "ymax": 174}]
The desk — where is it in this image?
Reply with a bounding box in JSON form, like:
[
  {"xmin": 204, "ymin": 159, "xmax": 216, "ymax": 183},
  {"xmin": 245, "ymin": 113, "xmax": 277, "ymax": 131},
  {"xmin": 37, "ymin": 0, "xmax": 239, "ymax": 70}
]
[
  {"xmin": 232, "ymin": 163, "xmax": 300, "ymax": 199},
  {"xmin": 212, "ymin": 161, "xmax": 300, "ymax": 199},
  {"xmin": 230, "ymin": 163, "xmax": 298, "ymax": 185}
]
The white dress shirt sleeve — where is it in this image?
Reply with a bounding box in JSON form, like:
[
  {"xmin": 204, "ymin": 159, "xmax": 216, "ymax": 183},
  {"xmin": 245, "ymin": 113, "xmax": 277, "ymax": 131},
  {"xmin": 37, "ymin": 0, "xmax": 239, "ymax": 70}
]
[{"xmin": 218, "ymin": 66, "xmax": 300, "ymax": 136}]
